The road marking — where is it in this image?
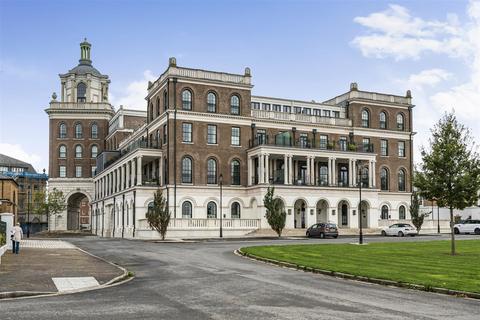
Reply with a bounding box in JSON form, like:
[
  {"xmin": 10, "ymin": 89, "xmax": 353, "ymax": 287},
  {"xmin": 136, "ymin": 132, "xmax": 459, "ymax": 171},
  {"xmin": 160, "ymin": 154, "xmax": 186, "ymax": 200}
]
[{"xmin": 52, "ymin": 277, "xmax": 99, "ymax": 292}]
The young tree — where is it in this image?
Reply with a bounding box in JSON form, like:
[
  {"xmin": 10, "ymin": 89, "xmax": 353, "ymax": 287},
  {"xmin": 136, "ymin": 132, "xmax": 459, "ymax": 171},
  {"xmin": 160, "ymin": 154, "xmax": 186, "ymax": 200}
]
[
  {"xmin": 409, "ymin": 192, "xmax": 429, "ymax": 233},
  {"xmin": 263, "ymin": 186, "xmax": 286, "ymax": 237},
  {"xmin": 146, "ymin": 189, "xmax": 170, "ymax": 240},
  {"xmin": 32, "ymin": 189, "xmax": 67, "ymax": 231},
  {"xmin": 415, "ymin": 112, "xmax": 480, "ymax": 255}
]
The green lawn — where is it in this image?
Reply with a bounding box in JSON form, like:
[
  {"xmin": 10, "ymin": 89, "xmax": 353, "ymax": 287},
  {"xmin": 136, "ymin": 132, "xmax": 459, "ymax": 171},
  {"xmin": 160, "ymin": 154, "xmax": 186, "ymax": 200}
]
[{"xmin": 242, "ymin": 240, "xmax": 480, "ymax": 293}]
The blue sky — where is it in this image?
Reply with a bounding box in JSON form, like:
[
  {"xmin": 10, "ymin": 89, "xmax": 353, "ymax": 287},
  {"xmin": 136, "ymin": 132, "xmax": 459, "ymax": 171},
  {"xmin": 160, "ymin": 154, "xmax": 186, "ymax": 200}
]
[{"xmin": 1, "ymin": 0, "xmax": 478, "ymax": 172}]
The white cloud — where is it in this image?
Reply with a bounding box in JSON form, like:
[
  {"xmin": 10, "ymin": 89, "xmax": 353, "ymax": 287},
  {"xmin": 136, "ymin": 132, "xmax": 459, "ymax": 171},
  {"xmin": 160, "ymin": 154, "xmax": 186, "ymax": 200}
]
[
  {"xmin": 352, "ymin": 4, "xmax": 467, "ymax": 60},
  {"xmin": 404, "ymin": 69, "xmax": 452, "ymax": 90},
  {"xmin": 111, "ymin": 70, "xmax": 156, "ymax": 110},
  {"xmin": 0, "ymin": 143, "xmax": 43, "ymax": 172}
]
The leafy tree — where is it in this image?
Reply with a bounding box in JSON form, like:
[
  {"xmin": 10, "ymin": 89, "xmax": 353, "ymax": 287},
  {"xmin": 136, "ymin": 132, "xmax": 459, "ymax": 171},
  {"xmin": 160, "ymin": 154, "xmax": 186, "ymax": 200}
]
[
  {"xmin": 146, "ymin": 189, "xmax": 170, "ymax": 240},
  {"xmin": 32, "ymin": 189, "xmax": 66, "ymax": 231},
  {"xmin": 263, "ymin": 186, "xmax": 286, "ymax": 237},
  {"xmin": 415, "ymin": 112, "xmax": 480, "ymax": 255},
  {"xmin": 409, "ymin": 192, "xmax": 429, "ymax": 233}
]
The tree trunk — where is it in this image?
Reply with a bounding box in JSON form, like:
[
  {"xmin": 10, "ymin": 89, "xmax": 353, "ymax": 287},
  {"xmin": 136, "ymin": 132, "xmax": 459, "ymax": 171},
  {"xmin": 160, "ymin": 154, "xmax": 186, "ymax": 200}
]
[{"xmin": 450, "ymin": 207, "xmax": 456, "ymax": 255}]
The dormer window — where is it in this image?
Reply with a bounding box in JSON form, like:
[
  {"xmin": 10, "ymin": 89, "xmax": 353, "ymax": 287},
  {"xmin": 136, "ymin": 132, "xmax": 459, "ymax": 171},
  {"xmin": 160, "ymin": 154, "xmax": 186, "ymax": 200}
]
[{"xmin": 77, "ymin": 83, "xmax": 87, "ymax": 102}]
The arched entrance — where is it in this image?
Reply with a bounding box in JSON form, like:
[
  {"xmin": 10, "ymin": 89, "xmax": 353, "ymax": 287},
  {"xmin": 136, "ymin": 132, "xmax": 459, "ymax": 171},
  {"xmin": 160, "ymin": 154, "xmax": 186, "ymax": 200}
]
[
  {"xmin": 359, "ymin": 201, "xmax": 369, "ymax": 228},
  {"xmin": 67, "ymin": 192, "xmax": 90, "ymax": 230},
  {"xmin": 316, "ymin": 200, "xmax": 329, "ymax": 223},
  {"xmin": 337, "ymin": 200, "xmax": 349, "ymax": 228},
  {"xmin": 294, "ymin": 199, "xmax": 306, "ymax": 228}
]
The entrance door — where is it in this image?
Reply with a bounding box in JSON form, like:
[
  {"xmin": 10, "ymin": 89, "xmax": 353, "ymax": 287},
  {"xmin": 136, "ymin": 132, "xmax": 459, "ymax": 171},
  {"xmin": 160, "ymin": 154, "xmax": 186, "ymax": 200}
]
[{"xmin": 341, "ymin": 204, "xmax": 348, "ymax": 226}]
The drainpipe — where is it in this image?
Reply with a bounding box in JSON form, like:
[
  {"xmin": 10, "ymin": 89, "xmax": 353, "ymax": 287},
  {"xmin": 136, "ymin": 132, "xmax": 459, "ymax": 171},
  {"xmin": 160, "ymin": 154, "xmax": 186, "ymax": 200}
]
[{"xmin": 173, "ymin": 78, "xmax": 177, "ymax": 219}]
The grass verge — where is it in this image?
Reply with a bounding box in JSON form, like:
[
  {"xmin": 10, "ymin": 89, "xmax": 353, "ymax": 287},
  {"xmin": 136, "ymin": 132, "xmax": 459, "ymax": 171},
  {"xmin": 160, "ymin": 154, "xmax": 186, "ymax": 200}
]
[{"xmin": 241, "ymin": 240, "xmax": 480, "ymax": 294}]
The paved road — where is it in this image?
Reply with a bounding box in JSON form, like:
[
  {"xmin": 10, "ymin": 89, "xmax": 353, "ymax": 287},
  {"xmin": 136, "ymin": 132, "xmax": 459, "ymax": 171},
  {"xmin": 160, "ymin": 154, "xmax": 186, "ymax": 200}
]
[{"xmin": 1, "ymin": 234, "xmax": 479, "ymax": 319}]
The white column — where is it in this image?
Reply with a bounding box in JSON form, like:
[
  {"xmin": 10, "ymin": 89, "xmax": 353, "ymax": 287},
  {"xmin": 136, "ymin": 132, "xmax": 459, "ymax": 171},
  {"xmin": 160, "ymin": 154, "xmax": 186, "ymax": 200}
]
[
  {"xmin": 327, "ymin": 158, "xmax": 331, "ymax": 185},
  {"xmin": 306, "ymin": 156, "xmax": 311, "ymax": 185},
  {"xmin": 137, "ymin": 156, "xmax": 143, "ymax": 186},
  {"xmin": 283, "ymin": 154, "xmax": 288, "ymax": 185},
  {"xmin": 265, "ymin": 153, "xmax": 270, "ymax": 184},
  {"xmin": 348, "ymin": 159, "xmax": 353, "ymax": 187},
  {"xmin": 259, "ymin": 154, "xmax": 265, "ymax": 184},
  {"xmin": 352, "ymin": 160, "xmax": 357, "ymax": 186},
  {"xmin": 126, "ymin": 162, "xmax": 130, "ymax": 188},
  {"xmin": 294, "ymin": 159, "xmax": 298, "ymax": 184},
  {"xmin": 372, "ymin": 160, "xmax": 376, "ymax": 188},
  {"xmin": 332, "ymin": 158, "xmax": 336, "ymax": 185},
  {"xmin": 368, "ymin": 160, "xmax": 373, "ymax": 187},
  {"xmin": 310, "ymin": 157, "xmax": 315, "ymax": 186},
  {"xmin": 132, "ymin": 159, "xmax": 136, "ymax": 186},
  {"xmin": 288, "ymin": 155, "xmax": 293, "ymax": 185},
  {"xmin": 247, "ymin": 155, "xmax": 252, "ymax": 185}
]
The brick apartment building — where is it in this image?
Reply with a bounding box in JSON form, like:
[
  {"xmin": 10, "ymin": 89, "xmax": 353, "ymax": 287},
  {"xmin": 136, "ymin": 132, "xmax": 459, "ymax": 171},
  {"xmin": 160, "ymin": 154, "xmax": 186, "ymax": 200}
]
[{"xmin": 47, "ymin": 41, "xmax": 414, "ymax": 237}]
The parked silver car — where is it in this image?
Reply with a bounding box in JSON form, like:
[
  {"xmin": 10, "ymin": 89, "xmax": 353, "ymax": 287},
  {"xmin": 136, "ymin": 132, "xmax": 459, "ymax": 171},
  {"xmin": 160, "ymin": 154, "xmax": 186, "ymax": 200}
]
[{"xmin": 381, "ymin": 223, "xmax": 417, "ymax": 237}]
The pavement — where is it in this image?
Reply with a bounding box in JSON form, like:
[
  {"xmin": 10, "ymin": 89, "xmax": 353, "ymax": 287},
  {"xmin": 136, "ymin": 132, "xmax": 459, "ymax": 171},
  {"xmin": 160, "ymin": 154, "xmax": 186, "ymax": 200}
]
[
  {"xmin": 0, "ymin": 234, "xmax": 479, "ymax": 319},
  {"xmin": 0, "ymin": 239, "xmax": 125, "ymax": 295}
]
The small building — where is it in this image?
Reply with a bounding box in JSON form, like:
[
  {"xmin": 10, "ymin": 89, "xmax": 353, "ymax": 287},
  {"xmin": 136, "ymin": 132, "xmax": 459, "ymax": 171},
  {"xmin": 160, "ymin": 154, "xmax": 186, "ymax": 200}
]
[
  {"xmin": 0, "ymin": 173, "xmax": 19, "ymax": 223},
  {"xmin": 0, "ymin": 154, "xmax": 48, "ymax": 233}
]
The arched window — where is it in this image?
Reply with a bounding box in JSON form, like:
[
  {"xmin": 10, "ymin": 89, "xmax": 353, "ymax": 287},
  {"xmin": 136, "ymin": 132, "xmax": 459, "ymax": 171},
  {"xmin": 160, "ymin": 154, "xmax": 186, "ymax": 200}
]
[
  {"xmin": 398, "ymin": 169, "xmax": 406, "ymax": 191},
  {"xmin": 75, "ymin": 123, "xmax": 83, "ymax": 138},
  {"xmin": 380, "ymin": 167, "xmax": 389, "ymax": 191},
  {"xmin": 207, "ymin": 158, "xmax": 217, "ymax": 184},
  {"xmin": 230, "ymin": 95, "xmax": 240, "ymax": 115},
  {"xmin": 231, "ymin": 159, "xmax": 240, "ymax": 185},
  {"xmin": 397, "ymin": 113, "xmax": 405, "ymax": 131},
  {"xmin": 207, "ymin": 201, "xmax": 217, "ymax": 218},
  {"xmin": 182, "ymin": 201, "xmax": 192, "ymax": 219},
  {"xmin": 163, "ymin": 90, "xmax": 168, "ymax": 111},
  {"xmin": 75, "ymin": 145, "xmax": 83, "ymax": 158},
  {"xmin": 399, "ymin": 205, "xmax": 406, "ymax": 220},
  {"xmin": 59, "ymin": 123, "xmax": 67, "ymax": 138},
  {"xmin": 149, "ymin": 103, "xmax": 154, "ymax": 121},
  {"xmin": 77, "ymin": 82, "xmax": 87, "ymax": 102},
  {"xmin": 361, "ymin": 109, "xmax": 369, "ymax": 128},
  {"xmin": 182, "ymin": 90, "xmax": 192, "ymax": 110},
  {"xmin": 231, "ymin": 202, "xmax": 241, "ymax": 219},
  {"xmin": 91, "ymin": 123, "xmax": 98, "ymax": 139},
  {"xmin": 379, "ymin": 112, "xmax": 387, "ymax": 129},
  {"xmin": 182, "ymin": 156, "xmax": 193, "ymax": 183},
  {"xmin": 91, "ymin": 145, "xmax": 98, "ymax": 158},
  {"xmin": 381, "ymin": 205, "xmax": 389, "ymax": 219},
  {"xmin": 59, "ymin": 145, "xmax": 67, "ymax": 158},
  {"xmin": 207, "ymin": 92, "xmax": 216, "ymax": 113},
  {"xmin": 156, "ymin": 97, "xmax": 160, "ymax": 116},
  {"xmin": 147, "ymin": 201, "xmax": 154, "ymax": 214}
]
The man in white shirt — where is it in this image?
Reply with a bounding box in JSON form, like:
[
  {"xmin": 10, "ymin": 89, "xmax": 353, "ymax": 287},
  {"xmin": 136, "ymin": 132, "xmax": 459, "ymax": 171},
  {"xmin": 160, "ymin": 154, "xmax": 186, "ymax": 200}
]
[{"xmin": 11, "ymin": 223, "xmax": 23, "ymax": 254}]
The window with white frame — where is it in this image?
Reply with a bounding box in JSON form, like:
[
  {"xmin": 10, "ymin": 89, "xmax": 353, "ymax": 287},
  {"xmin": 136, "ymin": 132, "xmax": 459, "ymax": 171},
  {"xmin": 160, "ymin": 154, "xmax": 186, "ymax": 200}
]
[
  {"xmin": 182, "ymin": 123, "xmax": 192, "ymax": 143},
  {"xmin": 231, "ymin": 127, "xmax": 240, "ymax": 146},
  {"xmin": 207, "ymin": 125, "xmax": 217, "ymax": 144}
]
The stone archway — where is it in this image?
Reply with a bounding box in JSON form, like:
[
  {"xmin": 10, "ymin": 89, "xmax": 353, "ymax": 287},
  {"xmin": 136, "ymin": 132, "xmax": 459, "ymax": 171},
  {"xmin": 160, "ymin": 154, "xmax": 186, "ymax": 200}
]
[
  {"xmin": 67, "ymin": 192, "xmax": 90, "ymax": 230},
  {"xmin": 316, "ymin": 200, "xmax": 329, "ymax": 223},
  {"xmin": 294, "ymin": 199, "xmax": 307, "ymax": 229}
]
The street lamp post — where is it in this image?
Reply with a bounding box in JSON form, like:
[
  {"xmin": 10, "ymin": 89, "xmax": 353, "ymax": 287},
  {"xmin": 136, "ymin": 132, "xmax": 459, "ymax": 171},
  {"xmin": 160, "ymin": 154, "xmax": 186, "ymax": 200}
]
[
  {"xmin": 219, "ymin": 174, "xmax": 223, "ymax": 238},
  {"xmin": 356, "ymin": 160, "xmax": 364, "ymax": 245}
]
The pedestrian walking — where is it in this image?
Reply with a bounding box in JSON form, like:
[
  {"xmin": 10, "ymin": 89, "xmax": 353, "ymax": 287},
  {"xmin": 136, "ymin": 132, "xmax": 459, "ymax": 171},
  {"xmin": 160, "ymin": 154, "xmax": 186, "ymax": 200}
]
[{"xmin": 11, "ymin": 223, "xmax": 23, "ymax": 254}]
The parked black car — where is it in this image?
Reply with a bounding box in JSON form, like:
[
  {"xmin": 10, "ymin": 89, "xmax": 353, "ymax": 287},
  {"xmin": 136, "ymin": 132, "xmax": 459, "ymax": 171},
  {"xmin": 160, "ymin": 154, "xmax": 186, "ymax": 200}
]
[{"xmin": 306, "ymin": 223, "xmax": 338, "ymax": 239}]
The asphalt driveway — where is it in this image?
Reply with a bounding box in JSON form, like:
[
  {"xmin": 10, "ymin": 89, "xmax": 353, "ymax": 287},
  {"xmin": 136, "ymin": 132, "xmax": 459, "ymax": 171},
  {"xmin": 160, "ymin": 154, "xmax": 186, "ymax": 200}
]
[{"xmin": 0, "ymin": 234, "xmax": 479, "ymax": 320}]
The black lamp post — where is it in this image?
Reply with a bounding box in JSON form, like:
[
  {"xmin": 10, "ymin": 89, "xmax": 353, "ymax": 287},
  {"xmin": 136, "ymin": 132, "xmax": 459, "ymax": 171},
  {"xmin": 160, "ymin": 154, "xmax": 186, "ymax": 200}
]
[
  {"xmin": 219, "ymin": 174, "xmax": 223, "ymax": 238},
  {"xmin": 356, "ymin": 160, "xmax": 365, "ymax": 245}
]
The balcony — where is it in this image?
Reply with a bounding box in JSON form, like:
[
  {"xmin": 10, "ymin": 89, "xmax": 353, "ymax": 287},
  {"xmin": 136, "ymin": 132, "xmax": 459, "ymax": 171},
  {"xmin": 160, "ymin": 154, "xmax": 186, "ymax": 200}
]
[
  {"xmin": 96, "ymin": 139, "xmax": 162, "ymax": 175},
  {"xmin": 251, "ymin": 109, "xmax": 352, "ymax": 126},
  {"xmin": 249, "ymin": 135, "xmax": 374, "ymax": 153}
]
